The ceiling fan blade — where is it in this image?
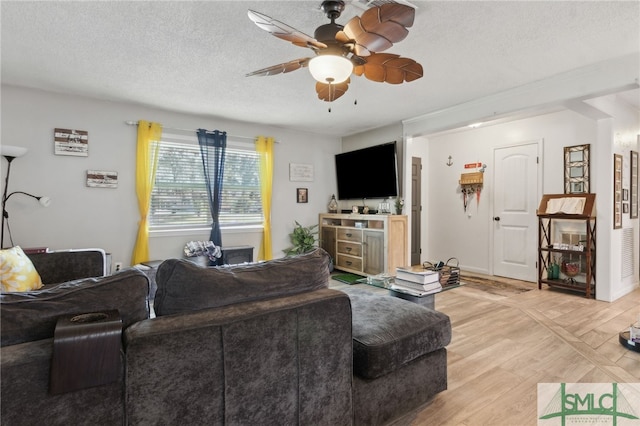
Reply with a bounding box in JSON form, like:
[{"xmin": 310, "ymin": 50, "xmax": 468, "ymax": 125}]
[
  {"xmin": 337, "ymin": 4, "xmax": 416, "ymax": 56},
  {"xmin": 353, "ymin": 53, "xmax": 423, "ymax": 84},
  {"xmin": 316, "ymin": 79, "xmax": 350, "ymax": 102},
  {"xmin": 248, "ymin": 10, "xmax": 327, "ymax": 50},
  {"xmin": 246, "ymin": 58, "xmax": 311, "ymax": 77}
]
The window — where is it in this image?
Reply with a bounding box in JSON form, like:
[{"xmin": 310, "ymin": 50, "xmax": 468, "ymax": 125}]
[{"xmin": 149, "ymin": 135, "xmax": 262, "ymax": 231}]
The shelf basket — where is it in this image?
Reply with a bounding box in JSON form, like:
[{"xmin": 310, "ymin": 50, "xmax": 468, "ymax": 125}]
[{"xmin": 423, "ymin": 258, "xmax": 460, "ymax": 288}]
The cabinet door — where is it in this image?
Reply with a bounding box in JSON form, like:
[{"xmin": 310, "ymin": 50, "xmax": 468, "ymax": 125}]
[
  {"xmin": 388, "ymin": 216, "xmax": 408, "ymax": 273},
  {"xmin": 363, "ymin": 230, "xmax": 384, "ymax": 275},
  {"xmin": 320, "ymin": 227, "xmax": 337, "ymax": 261}
]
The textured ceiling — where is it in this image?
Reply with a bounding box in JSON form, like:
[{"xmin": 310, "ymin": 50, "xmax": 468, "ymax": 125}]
[{"xmin": 1, "ymin": 1, "xmax": 639, "ymax": 137}]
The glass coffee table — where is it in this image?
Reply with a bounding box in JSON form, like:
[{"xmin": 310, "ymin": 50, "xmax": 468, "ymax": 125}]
[
  {"xmin": 388, "ymin": 286, "xmax": 436, "ymax": 310},
  {"xmin": 355, "ymin": 276, "xmax": 391, "ymax": 289},
  {"xmin": 356, "ymin": 276, "xmax": 436, "ymax": 310}
]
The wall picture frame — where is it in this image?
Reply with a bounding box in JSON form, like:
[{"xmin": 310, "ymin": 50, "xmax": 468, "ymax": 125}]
[
  {"xmin": 564, "ymin": 144, "xmax": 590, "ymax": 194},
  {"xmin": 631, "ymin": 150, "xmax": 638, "ymax": 219},
  {"xmin": 55, "ymin": 128, "xmax": 89, "ymax": 156},
  {"xmin": 87, "ymin": 170, "xmax": 118, "ymax": 188},
  {"xmin": 289, "ymin": 163, "xmax": 314, "ymax": 182},
  {"xmin": 614, "ymin": 154, "xmax": 623, "ymax": 229},
  {"xmin": 296, "ymin": 188, "xmax": 308, "ymax": 203}
]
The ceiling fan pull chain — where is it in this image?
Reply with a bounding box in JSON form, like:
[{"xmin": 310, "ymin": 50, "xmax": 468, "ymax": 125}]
[{"xmin": 328, "ymin": 82, "xmax": 334, "ymax": 112}]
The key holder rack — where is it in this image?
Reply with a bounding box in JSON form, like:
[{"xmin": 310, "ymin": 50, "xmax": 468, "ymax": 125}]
[{"xmin": 459, "ymin": 171, "xmax": 484, "ymax": 212}]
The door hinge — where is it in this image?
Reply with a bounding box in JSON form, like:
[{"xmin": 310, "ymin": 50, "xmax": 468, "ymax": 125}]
[{"xmin": 537, "ymin": 156, "xmax": 539, "ymax": 164}]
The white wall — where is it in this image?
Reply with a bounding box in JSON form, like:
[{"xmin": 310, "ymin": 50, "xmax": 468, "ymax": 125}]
[
  {"xmin": 413, "ymin": 109, "xmax": 596, "ymax": 273},
  {"xmin": 586, "ymin": 93, "xmax": 640, "ymax": 301},
  {"xmin": 404, "ymin": 101, "xmax": 639, "ymax": 301},
  {"xmin": 1, "ymin": 85, "xmax": 341, "ymax": 267}
]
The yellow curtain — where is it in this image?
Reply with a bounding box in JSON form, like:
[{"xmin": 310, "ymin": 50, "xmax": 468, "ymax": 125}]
[
  {"xmin": 131, "ymin": 120, "xmax": 162, "ymax": 265},
  {"xmin": 256, "ymin": 136, "xmax": 274, "ymax": 260}
]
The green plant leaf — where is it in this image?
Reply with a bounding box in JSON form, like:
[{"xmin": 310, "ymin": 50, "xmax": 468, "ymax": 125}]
[{"xmin": 283, "ymin": 220, "xmax": 319, "ymax": 256}]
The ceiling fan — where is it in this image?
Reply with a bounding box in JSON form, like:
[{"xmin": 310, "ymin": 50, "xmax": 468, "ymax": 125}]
[{"xmin": 246, "ymin": 0, "xmax": 423, "ymax": 102}]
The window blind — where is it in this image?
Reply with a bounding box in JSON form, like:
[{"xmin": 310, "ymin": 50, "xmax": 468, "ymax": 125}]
[{"xmin": 149, "ymin": 138, "xmax": 263, "ymax": 229}]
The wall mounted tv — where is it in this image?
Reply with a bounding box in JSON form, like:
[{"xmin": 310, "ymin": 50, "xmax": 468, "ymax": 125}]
[{"xmin": 335, "ymin": 142, "xmax": 398, "ymax": 200}]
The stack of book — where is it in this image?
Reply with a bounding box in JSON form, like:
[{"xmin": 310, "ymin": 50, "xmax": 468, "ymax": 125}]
[{"xmin": 391, "ymin": 266, "xmax": 442, "ymax": 296}]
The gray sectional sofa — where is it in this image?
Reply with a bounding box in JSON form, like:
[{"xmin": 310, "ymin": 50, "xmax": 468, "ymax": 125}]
[{"xmin": 1, "ymin": 248, "xmax": 451, "ymax": 425}]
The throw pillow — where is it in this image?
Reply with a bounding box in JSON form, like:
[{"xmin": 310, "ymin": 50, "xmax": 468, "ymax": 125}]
[
  {"xmin": 154, "ymin": 248, "xmax": 330, "ymax": 316},
  {"xmin": 0, "ymin": 246, "xmax": 43, "ymax": 292}
]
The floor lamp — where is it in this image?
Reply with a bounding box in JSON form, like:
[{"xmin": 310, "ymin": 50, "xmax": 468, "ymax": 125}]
[{"xmin": 1, "ymin": 145, "xmax": 51, "ymax": 249}]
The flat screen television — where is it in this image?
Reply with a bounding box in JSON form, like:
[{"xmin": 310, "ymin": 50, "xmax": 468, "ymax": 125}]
[{"xmin": 335, "ymin": 142, "xmax": 398, "ymax": 200}]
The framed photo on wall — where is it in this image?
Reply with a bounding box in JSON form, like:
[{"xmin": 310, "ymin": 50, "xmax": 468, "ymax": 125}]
[
  {"xmin": 54, "ymin": 128, "xmax": 88, "ymax": 156},
  {"xmin": 87, "ymin": 170, "xmax": 118, "ymax": 188},
  {"xmin": 289, "ymin": 163, "xmax": 314, "ymax": 182},
  {"xmin": 297, "ymin": 188, "xmax": 308, "ymax": 203},
  {"xmin": 614, "ymin": 154, "xmax": 622, "ymax": 229}
]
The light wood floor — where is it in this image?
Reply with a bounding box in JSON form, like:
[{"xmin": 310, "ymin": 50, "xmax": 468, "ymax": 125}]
[{"xmin": 332, "ymin": 275, "xmax": 640, "ymax": 426}]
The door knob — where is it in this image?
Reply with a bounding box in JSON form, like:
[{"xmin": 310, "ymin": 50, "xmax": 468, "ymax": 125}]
[{"xmin": 493, "ymin": 217, "xmax": 501, "ymax": 221}]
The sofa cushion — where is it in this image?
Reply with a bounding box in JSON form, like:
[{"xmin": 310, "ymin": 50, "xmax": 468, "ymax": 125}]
[
  {"xmin": 0, "ymin": 268, "xmax": 150, "ymax": 347},
  {"xmin": 27, "ymin": 249, "xmax": 106, "ymax": 285},
  {"xmin": 0, "ymin": 246, "xmax": 43, "ymax": 292},
  {"xmin": 1, "ymin": 338, "xmax": 125, "ymax": 425},
  {"xmin": 341, "ymin": 287, "xmax": 451, "ymax": 380},
  {"xmin": 154, "ymin": 248, "xmax": 330, "ymax": 316}
]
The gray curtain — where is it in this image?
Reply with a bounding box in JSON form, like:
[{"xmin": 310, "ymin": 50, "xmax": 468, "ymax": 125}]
[{"xmin": 197, "ymin": 129, "xmax": 226, "ymax": 263}]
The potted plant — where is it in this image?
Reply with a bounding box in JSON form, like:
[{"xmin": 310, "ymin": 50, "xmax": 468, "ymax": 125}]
[
  {"xmin": 284, "ymin": 221, "xmax": 318, "ymax": 256},
  {"xmin": 395, "ymin": 197, "xmax": 404, "ymax": 214}
]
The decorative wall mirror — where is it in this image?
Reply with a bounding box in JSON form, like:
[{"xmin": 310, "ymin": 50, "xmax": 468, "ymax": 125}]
[{"xmin": 564, "ymin": 144, "xmax": 590, "ymax": 194}]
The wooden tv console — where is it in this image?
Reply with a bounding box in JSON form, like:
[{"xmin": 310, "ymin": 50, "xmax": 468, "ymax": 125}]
[{"xmin": 319, "ymin": 213, "xmax": 408, "ymax": 276}]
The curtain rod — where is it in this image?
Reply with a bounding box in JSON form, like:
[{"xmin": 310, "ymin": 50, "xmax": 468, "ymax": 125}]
[{"xmin": 124, "ymin": 121, "xmax": 279, "ymax": 143}]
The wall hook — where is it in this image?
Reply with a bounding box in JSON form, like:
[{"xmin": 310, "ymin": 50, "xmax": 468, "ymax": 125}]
[{"xmin": 446, "ymin": 156, "xmax": 453, "ymax": 166}]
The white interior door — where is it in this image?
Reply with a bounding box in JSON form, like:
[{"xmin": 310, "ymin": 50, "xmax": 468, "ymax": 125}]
[{"xmin": 493, "ymin": 142, "xmax": 540, "ymax": 282}]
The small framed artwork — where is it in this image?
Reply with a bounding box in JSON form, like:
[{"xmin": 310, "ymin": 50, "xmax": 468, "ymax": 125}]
[
  {"xmin": 614, "ymin": 154, "xmax": 623, "ymax": 229},
  {"xmin": 55, "ymin": 128, "xmax": 89, "ymax": 156},
  {"xmin": 623, "ymin": 203, "xmax": 629, "ymax": 214},
  {"xmin": 296, "ymin": 188, "xmax": 308, "ymax": 203},
  {"xmin": 87, "ymin": 170, "xmax": 118, "ymax": 188},
  {"xmin": 631, "ymin": 150, "xmax": 638, "ymax": 218},
  {"xmin": 623, "ymin": 189, "xmax": 629, "ymax": 201},
  {"xmin": 289, "ymin": 163, "xmax": 314, "ymax": 182}
]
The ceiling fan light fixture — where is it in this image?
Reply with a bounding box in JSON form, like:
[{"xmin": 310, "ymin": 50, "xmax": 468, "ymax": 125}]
[{"xmin": 308, "ymin": 54, "xmax": 353, "ymax": 84}]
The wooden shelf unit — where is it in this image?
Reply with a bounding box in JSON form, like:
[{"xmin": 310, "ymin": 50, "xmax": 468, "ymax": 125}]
[
  {"xmin": 319, "ymin": 213, "xmax": 408, "ymax": 276},
  {"xmin": 537, "ymin": 193, "xmax": 596, "ymax": 298}
]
